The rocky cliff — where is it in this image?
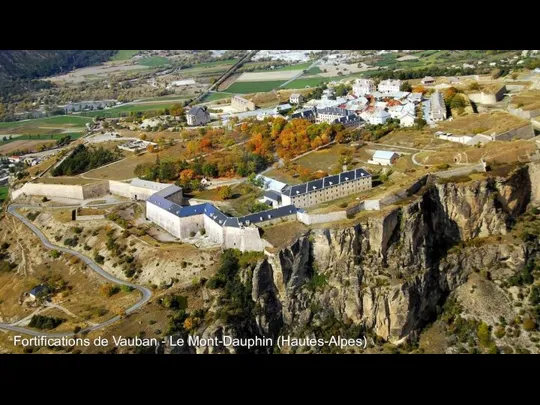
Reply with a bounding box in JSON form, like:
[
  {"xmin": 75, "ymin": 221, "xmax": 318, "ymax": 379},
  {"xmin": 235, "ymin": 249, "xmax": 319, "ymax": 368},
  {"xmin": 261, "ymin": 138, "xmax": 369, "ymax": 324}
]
[{"xmin": 194, "ymin": 162, "xmax": 540, "ymax": 352}]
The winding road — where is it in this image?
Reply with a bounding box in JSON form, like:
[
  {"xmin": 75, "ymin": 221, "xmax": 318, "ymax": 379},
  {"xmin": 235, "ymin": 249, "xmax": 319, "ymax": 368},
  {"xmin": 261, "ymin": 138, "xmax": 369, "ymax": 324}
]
[{"xmin": 0, "ymin": 204, "xmax": 152, "ymax": 337}]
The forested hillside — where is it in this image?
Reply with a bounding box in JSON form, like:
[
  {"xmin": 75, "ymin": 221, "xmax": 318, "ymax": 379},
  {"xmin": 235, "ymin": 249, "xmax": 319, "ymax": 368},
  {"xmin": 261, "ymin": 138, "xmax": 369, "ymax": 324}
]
[
  {"xmin": 0, "ymin": 50, "xmax": 117, "ymax": 103},
  {"xmin": 0, "ymin": 50, "xmax": 117, "ymax": 80}
]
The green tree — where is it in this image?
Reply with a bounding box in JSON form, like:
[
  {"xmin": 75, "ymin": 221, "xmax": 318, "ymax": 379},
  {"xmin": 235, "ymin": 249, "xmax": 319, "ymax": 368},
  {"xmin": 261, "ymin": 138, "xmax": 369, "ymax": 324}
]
[{"xmin": 218, "ymin": 185, "xmax": 233, "ymax": 200}]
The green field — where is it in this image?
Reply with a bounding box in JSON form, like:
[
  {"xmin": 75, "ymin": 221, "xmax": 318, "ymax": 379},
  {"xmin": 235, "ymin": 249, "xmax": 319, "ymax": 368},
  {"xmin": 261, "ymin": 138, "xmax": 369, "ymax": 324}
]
[
  {"xmin": 138, "ymin": 95, "xmax": 190, "ymax": 102},
  {"xmin": 0, "ymin": 116, "xmax": 92, "ymax": 130},
  {"xmin": 306, "ymin": 66, "xmax": 322, "ymax": 74},
  {"xmin": 201, "ymin": 92, "xmax": 233, "ymax": 103},
  {"xmin": 275, "ymin": 62, "xmax": 312, "ymax": 71},
  {"xmin": 282, "ymin": 77, "xmax": 328, "ymax": 89},
  {"xmin": 0, "ymin": 186, "xmax": 8, "ymax": 202},
  {"xmin": 224, "ymin": 81, "xmax": 285, "ymax": 93},
  {"xmin": 138, "ymin": 57, "xmax": 171, "ymax": 67},
  {"xmin": 0, "ymin": 132, "xmax": 84, "ymax": 145},
  {"xmin": 111, "ymin": 50, "xmax": 141, "ymax": 61},
  {"xmin": 80, "ymin": 103, "xmax": 178, "ymax": 118}
]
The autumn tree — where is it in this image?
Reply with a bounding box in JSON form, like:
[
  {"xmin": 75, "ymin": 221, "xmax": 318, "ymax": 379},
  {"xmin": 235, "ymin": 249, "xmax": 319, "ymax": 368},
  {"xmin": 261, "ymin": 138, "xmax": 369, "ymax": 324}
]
[
  {"xmin": 199, "ymin": 136, "xmax": 213, "ymax": 152},
  {"xmin": 170, "ymin": 104, "xmax": 184, "ymax": 116},
  {"xmin": 218, "ymin": 185, "xmax": 233, "ymax": 200},
  {"xmin": 146, "ymin": 144, "xmax": 155, "ymax": 153}
]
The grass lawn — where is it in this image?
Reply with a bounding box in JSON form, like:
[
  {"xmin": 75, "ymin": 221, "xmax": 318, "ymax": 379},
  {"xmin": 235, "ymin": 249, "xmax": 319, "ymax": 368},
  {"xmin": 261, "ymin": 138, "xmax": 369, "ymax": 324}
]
[
  {"xmin": 434, "ymin": 112, "xmax": 530, "ymax": 135},
  {"xmin": 0, "ymin": 186, "xmax": 8, "ymax": 201},
  {"xmin": 224, "ymin": 81, "xmax": 285, "ymax": 93},
  {"xmin": 295, "ymin": 144, "xmax": 346, "ymax": 172},
  {"xmin": 80, "ymin": 103, "xmax": 177, "ymax": 118},
  {"xmin": 137, "ymin": 56, "xmax": 171, "ymax": 67},
  {"xmin": 111, "ymin": 50, "xmax": 140, "ymax": 61},
  {"xmin": 0, "ymin": 116, "xmax": 92, "ymax": 131},
  {"xmin": 0, "ymin": 132, "xmax": 84, "ymax": 145}
]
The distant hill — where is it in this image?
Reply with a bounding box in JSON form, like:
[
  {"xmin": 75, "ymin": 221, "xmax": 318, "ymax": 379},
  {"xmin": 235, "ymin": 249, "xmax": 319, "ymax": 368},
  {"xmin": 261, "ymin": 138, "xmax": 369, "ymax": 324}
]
[
  {"xmin": 0, "ymin": 50, "xmax": 118, "ymax": 104},
  {"xmin": 0, "ymin": 50, "xmax": 117, "ymax": 80}
]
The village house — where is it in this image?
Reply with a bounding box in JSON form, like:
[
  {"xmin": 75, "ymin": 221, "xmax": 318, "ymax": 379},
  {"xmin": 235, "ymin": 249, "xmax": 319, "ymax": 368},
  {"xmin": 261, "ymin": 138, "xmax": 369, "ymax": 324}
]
[
  {"xmin": 378, "ymin": 79, "xmax": 402, "ymax": 93},
  {"xmin": 186, "ymin": 106, "xmax": 210, "ymax": 126},
  {"xmin": 352, "ymin": 79, "xmax": 376, "ymax": 96},
  {"xmin": 369, "ymin": 150, "xmax": 399, "ymax": 166},
  {"xmin": 430, "ymin": 91, "xmax": 447, "ymax": 121},
  {"xmin": 421, "ymin": 76, "xmax": 435, "ymax": 85},
  {"xmin": 289, "ymin": 93, "xmax": 304, "ymax": 104},
  {"xmin": 399, "ymin": 112, "xmax": 416, "ymax": 127},
  {"xmin": 361, "ymin": 109, "xmax": 391, "ymax": 125},
  {"xmin": 231, "ymin": 95, "xmax": 256, "ymax": 112}
]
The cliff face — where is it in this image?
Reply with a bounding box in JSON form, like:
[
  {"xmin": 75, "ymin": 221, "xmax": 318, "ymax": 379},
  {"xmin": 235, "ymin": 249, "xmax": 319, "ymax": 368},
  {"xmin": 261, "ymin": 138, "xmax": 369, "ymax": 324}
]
[{"xmin": 200, "ymin": 163, "xmax": 540, "ymax": 348}]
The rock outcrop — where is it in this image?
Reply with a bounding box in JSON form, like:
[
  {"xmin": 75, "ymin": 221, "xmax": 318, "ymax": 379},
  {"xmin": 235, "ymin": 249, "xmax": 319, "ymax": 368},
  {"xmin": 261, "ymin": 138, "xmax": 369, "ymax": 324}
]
[{"xmin": 199, "ymin": 162, "xmax": 540, "ymax": 348}]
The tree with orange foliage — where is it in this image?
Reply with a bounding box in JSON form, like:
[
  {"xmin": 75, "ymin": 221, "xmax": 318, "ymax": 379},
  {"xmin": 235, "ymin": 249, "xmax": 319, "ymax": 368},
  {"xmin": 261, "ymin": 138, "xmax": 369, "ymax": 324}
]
[
  {"xmin": 444, "ymin": 87, "xmax": 458, "ymax": 101},
  {"xmin": 276, "ymin": 118, "xmax": 311, "ymax": 159},
  {"xmin": 412, "ymin": 85, "xmax": 426, "ymax": 94},
  {"xmin": 147, "ymin": 144, "xmax": 155, "ymax": 153},
  {"xmin": 298, "ymin": 167, "xmax": 314, "ymax": 182},
  {"xmin": 199, "ymin": 137, "xmax": 213, "ymax": 152},
  {"xmin": 179, "ymin": 169, "xmax": 195, "ymax": 185}
]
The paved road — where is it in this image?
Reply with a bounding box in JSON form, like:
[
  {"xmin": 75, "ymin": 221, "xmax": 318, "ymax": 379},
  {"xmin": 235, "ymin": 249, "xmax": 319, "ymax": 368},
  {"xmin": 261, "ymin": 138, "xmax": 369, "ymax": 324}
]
[{"xmin": 0, "ymin": 204, "xmax": 152, "ymax": 337}]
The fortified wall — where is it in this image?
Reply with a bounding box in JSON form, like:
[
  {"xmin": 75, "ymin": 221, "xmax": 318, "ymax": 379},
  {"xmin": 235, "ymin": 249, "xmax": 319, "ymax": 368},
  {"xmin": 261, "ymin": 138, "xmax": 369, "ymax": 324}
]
[{"xmin": 11, "ymin": 181, "xmax": 109, "ymax": 201}]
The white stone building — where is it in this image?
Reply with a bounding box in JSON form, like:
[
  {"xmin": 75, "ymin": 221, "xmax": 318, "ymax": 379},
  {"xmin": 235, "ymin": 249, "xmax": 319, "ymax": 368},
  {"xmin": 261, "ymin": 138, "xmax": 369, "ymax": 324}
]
[
  {"xmin": 289, "ymin": 93, "xmax": 304, "ymax": 104},
  {"xmin": 399, "ymin": 113, "xmax": 416, "ymax": 127},
  {"xmin": 378, "ymin": 79, "xmax": 402, "ymax": 93},
  {"xmin": 361, "ymin": 109, "xmax": 391, "ymax": 125},
  {"xmin": 186, "ymin": 106, "xmax": 210, "ymax": 126},
  {"xmin": 353, "ymin": 79, "xmax": 376, "ymax": 96}
]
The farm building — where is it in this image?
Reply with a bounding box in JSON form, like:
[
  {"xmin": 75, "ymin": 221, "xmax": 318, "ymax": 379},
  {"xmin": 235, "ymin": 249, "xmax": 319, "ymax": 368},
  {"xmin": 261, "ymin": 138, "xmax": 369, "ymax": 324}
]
[{"xmin": 231, "ymin": 95, "xmax": 256, "ymax": 112}]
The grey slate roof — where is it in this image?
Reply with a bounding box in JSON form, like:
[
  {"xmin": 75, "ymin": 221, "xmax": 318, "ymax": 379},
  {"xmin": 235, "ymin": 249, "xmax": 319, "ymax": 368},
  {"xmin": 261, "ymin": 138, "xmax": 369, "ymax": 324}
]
[
  {"xmin": 282, "ymin": 168, "xmax": 371, "ymax": 197},
  {"xmin": 147, "ymin": 196, "xmax": 297, "ymax": 229},
  {"xmin": 237, "ymin": 205, "xmax": 297, "ymax": 226},
  {"xmin": 263, "ymin": 190, "xmax": 282, "ymax": 201}
]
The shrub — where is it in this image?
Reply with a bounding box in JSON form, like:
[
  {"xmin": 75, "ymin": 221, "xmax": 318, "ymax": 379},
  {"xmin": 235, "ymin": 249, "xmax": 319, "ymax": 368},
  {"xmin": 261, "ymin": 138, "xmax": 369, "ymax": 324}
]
[
  {"xmin": 189, "ymin": 231, "xmax": 196, "ymax": 237},
  {"xmin": 49, "ymin": 250, "xmax": 61, "ymax": 259},
  {"xmin": 94, "ymin": 254, "xmax": 105, "ymax": 264},
  {"xmin": 200, "ymin": 228, "xmax": 206, "ymax": 236},
  {"xmin": 26, "ymin": 212, "xmax": 39, "ymax": 221},
  {"xmin": 523, "ymin": 318, "xmax": 537, "ymax": 331},
  {"xmin": 100, "ymin": 284, "xmax": 120, "ymax": 297},
  {"xmin": 121, "ymin": 285, "xmax": 134, "ymax": 293},
  {"xmin": 0, "ymin": 242, "xmax": 9, "ymax": 250},
  {"xmin": 41, "ymin": 197, "xmax": 49, "ymax": 202},
  {"xmin": 29, "ymin": 315, "xmax": 65, "ymax": 330}
]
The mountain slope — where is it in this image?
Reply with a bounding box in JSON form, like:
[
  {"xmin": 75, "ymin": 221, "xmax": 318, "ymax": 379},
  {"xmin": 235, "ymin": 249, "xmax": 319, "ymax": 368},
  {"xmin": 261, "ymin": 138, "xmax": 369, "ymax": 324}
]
[{"xmin": 0, "ymin": 50, "xmax": 117, "ymax": 80}]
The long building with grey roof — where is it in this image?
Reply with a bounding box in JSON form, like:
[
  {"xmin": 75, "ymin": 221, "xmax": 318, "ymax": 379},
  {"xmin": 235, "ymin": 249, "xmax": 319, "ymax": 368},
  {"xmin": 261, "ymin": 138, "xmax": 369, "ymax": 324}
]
[
  {"xmin": 281, "ymin": 168, "xmax": 372, "ymax": 208},
  {"xmin": 146, "ymin": 183, "xmax": 298, "ymax": 251}
]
